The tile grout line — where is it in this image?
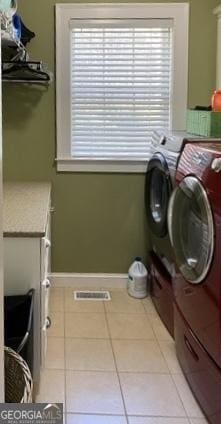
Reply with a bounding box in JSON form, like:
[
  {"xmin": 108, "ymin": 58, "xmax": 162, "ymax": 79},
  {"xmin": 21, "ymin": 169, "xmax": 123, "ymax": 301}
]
[
  {"xmin": 66, "ymin": 413, "xmax": 187, "ymax": 417},
  {"xmin": 140, "ymin": 298, "xmax": 148, "ymax": 314},
  {"xmin": 171, "ymin": 368, "xmax": 207, "ymax": 421},
  {"xmin": 44, "ymin": 368, "xmax": 174, "ymax": 375},
  {"xmin": 143, "ymin": 308, "xmax": 171, "ymax": 375},
  {"xmin": 103, "ymin": 297, "xmax": 129, "ymax": 424},
  {"xmin": 63, "ymin": 311, "xmax": 152, "ymax": 315},
  {"xmin": 62, "ymin": 288, "xmax": 67, "ymax": 421},
  {"xmin": 171, "ymin": 374, "xmax": 198, "ymax": 421},
  {"xmin": 156, "ymin": 337, "xmax": 182, "ymax": 375},
  {"xmin": 138, "ymin": 298, "xmax": 185, "ymax": 420},
  {"xmin": 46, "ymin": 288, "xmax": 66, "ymax": 421},
  {"xmin": 48, "ymin": 335, "xmax": 159, "ymax": 341},
  {"xmin": 66, "ymin": 413, "xmax": 131, "ymax": 420},
  {"xmin": 143, "ymin": 301, "xmax": 190, "ymax": 420}
]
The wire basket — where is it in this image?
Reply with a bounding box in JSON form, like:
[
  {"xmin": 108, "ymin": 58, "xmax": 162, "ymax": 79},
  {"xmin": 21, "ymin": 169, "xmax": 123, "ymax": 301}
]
[{"xmin": 4, "ymin": 346, "xmax": 33, "ymax": 403}]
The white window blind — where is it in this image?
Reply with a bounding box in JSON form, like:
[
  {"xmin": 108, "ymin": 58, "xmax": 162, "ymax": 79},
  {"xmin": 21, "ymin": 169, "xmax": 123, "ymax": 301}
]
[{"xmin": 70, "ymin": 19, "xmax": 173, "ymax": 161}]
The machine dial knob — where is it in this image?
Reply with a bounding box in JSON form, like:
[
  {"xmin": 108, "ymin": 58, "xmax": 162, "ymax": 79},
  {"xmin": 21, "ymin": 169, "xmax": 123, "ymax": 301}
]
[{"xmin": 211, "ymin": 158, "xmax": 221, "ymax": 173}]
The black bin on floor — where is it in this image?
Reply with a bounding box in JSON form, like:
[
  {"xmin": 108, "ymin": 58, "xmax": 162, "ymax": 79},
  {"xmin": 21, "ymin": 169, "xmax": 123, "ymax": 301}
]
[{"xmin": 4, "ymin": 289, "xmax": 34, "ymax": 374}]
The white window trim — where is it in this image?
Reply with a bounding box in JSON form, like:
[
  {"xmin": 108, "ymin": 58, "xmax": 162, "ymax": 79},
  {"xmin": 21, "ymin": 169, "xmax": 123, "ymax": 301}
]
[
  {"xmin": 214, "ymin": 5, "xmax": 221, "ymax": 89},
  {"xmin": 56, "ymin": 2, "xmax": 189, "ymax": 173}
]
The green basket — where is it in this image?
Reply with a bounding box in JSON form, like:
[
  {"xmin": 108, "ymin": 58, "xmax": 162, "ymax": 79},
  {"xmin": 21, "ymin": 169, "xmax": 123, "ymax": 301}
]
[{"xmin": 187, "ymin": 109, "xmax": 221, "ymax": 137}]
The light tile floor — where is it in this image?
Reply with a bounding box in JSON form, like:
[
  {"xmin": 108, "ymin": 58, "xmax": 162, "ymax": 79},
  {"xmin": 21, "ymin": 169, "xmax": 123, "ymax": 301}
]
[{"xmin": 36, "ymin": 287, "xmax": 209, "ymax": 424}]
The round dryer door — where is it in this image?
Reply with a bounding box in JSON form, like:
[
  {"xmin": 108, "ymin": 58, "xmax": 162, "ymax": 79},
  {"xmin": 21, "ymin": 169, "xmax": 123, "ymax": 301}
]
[
  {"xmin": 168, "ymin": 176, "xmax": 214, "ymax": 284},
  {"xmin": 145, "ymin": 152, "xmax": 172, "ymax": 237}
]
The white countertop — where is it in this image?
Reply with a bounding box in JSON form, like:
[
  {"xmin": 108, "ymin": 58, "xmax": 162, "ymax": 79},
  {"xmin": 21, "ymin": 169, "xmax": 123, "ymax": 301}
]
[{"xmin": 3, "ymin": 182, "xmax": 51, "ymax": 237}]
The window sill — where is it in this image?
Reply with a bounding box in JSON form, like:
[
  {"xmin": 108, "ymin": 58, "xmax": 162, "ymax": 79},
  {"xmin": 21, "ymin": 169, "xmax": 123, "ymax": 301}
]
[{"xmin": 56, "ymin": 158, "xmax": 148, "ymax": 173}]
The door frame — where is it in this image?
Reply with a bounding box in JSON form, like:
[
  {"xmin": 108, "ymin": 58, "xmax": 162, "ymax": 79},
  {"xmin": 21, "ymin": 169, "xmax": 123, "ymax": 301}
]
[{"xmin": 0, "ymin": 27, "xmax": 4, "ymax": 402}]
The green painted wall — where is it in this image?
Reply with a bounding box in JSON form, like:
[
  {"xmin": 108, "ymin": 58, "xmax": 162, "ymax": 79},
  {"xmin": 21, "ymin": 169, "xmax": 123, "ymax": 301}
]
[{"xmin": 2, "ymin": 0, "xmax": 218, "ymax": 273}]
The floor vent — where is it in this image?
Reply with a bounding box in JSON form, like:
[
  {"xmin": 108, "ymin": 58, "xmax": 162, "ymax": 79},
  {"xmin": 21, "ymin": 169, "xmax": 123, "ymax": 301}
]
[{"xmin": 74, "ymin": 290, "xmax": 111, "ymax": 301}]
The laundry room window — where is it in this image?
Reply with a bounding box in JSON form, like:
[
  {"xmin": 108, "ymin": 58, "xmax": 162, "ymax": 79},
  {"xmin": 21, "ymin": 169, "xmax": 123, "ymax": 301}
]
[{"xmin": 56, "ymin": 3, "xmax": 189, "ymax": 172}]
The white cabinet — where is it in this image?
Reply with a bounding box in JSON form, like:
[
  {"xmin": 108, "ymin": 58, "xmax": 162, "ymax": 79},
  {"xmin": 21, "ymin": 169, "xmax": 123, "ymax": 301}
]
[
  {"xmin": 4, "ymin": 208, "xmax": 51, "ymax": 386},
  {"xmin": 40, "ymin": 223, "xmax": 51, "ymax": 369},
  {"xmin": 0, "ymin": 32, "xmax": 4, "ymax": 403}
]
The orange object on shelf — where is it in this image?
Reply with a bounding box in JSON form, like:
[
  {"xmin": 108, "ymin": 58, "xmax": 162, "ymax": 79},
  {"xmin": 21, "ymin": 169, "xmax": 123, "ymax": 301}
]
[{"xmin": 211, "ymin": 90, "xmax": 221, "ymax": 111}]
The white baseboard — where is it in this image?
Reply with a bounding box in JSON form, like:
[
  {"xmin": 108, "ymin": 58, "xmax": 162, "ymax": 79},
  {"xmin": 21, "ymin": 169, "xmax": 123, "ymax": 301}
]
[{"xmin": 50, "ymin": 272, "xmax": 128, "ymax": 289}]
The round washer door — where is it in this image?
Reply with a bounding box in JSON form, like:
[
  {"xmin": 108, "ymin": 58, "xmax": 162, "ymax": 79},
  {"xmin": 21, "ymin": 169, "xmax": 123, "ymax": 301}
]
[
  {"xmin": 168, "ymin": 176, "xmax": 214, "ymax": 284},
  {"xmin": 145, "ymin": 152, "xmax": 172, "ymax": 238}
]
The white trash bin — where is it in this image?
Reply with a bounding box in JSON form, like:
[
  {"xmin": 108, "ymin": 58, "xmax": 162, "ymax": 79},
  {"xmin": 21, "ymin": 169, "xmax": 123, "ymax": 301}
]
[{"xmin": 127, "ymin": 257, "xmax": 149, "ymax": 299}]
